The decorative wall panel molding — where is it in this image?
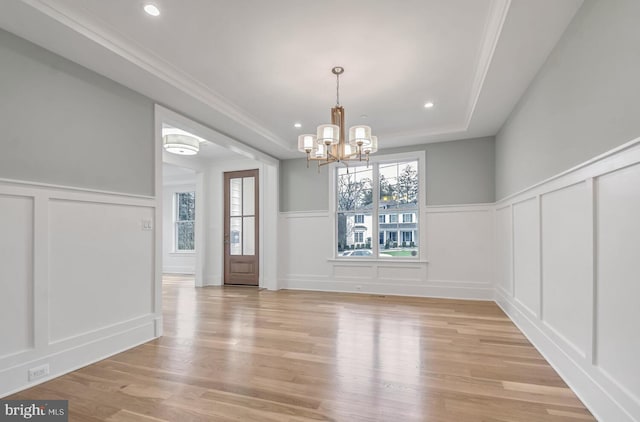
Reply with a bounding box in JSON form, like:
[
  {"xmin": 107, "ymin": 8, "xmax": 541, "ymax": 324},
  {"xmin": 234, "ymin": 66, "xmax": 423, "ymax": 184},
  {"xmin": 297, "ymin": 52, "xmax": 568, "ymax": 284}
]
[
  {"xmin": 495, "ymin": 138, "xmax": 640, "ymax": 422},
  {"xmin": 0, "ymin": 180, "xmax": 159, "ymax": 398}
]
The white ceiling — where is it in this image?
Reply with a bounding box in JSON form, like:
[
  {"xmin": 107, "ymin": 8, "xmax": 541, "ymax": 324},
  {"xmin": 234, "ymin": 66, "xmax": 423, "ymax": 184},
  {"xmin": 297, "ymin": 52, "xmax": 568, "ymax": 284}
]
[
  {"xmin": 0, "ymin": 0, "xmax": 582, "ymax": 159},
  {"xmin": 162, "ymin": 163, "xmax": 196, "ymax": 186}
]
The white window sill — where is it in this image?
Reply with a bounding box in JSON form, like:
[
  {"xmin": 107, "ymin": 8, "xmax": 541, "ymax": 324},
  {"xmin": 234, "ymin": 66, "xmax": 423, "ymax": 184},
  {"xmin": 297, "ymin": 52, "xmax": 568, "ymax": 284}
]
[
  {"xmin": 170, "ymin": 251, "xmax": 195, "ymax": 255},
  {"xmin": 327, "ymin": 258, "xmax": 428, "ymax": 264}
]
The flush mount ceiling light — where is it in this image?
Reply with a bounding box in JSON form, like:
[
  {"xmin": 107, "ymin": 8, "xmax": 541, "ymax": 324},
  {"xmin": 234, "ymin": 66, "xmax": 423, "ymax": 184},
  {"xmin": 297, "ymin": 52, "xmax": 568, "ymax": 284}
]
[
  {"xmin": 424, "ymin": 101, "xmax": 435, "ymax": 108},
  {"xmin": 297, "ymin": 66, "xmax": 378, "ymax": 168},
  {"xmin": 163, "ymin": 134, "xmax": 199, "ymax": 155},
  {"xmin": 143, "ymin": 4, "xmax": 160, "ymax": 16}
]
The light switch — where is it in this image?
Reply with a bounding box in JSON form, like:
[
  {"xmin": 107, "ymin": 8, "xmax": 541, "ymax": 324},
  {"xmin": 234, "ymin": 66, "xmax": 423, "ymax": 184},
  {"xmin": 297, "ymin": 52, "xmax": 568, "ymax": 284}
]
[{"xmin": 141, "ymin": 219, "xmax": 153, "ymax": 230}]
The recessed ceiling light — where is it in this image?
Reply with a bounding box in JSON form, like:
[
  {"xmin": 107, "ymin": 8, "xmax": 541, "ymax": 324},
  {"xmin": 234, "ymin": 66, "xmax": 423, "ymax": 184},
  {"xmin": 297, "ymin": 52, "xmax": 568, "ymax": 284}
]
[
  {"xmin": 424, "ymin": 102, "xmax": 435, "ymax": 109},
  {"xmin": 294, "ymin": 122, "xmax": 302, "ymax": 128},
  {"xmin": 143, "ymin": 4, "xmax": 160, "ymax": 16}
]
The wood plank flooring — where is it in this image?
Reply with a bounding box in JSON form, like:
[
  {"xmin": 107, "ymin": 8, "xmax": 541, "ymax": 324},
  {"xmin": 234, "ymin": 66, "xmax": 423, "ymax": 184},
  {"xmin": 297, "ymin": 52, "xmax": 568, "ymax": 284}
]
[{"xmin": 8, "ymin": 275, "xmax": 595, "ymax": 421}]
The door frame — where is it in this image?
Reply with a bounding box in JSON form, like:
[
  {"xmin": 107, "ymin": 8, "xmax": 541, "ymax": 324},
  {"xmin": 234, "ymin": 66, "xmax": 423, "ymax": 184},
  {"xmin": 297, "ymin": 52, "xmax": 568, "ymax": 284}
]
[{"xmin": 224, "ymin": 169, "xmax": 260, "ymax": 285}]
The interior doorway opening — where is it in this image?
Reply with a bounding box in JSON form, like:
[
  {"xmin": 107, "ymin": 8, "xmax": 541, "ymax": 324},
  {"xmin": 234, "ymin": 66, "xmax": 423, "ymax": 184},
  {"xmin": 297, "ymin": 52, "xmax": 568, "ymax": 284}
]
[{"xmin": 155, "ymin": 105, "xmax": 279, "ymax": 293}]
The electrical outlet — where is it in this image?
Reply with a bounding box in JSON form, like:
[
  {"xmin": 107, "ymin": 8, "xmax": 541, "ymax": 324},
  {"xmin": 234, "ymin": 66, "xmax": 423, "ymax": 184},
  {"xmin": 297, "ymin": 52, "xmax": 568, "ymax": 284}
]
[
  {"xmin": 28, "ymin": 364, "xmax": 50, "ymax": 381},
  {"xmin": 356, "ymin": 285, "xmax": 362, "ymax": 291}
]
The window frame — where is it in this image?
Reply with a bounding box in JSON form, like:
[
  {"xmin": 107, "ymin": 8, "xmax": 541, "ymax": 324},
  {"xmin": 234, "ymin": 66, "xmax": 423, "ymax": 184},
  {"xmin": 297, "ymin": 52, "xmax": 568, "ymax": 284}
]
[
  {"xmin": 174, "ymin": 191, "xmax": 196, "ymax": 252},
  {"xmin": 329, "ymin": 150, "xmax": 426, "ymax": 261}
]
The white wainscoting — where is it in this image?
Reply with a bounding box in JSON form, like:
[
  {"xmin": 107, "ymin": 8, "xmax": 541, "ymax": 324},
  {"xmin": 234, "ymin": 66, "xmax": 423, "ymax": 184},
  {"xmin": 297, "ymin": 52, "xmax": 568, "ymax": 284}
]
[
  {"xmin": 425, "ymin": 205, "xmax": 494, "ymax": 298},
  {"xmin": 0, "ymin": 195, "xmax": 34, "ymax": 358},
  {"xmin": 0, "ymin": 180, "xmax": 159, "ymax": 398},
  {"xmin": 279, "ymin": 205, "xmax": 494, "ymax": 299},
  {"xmin": 495, "ymin": 139, "xmax": 640, "ymax": 422}
]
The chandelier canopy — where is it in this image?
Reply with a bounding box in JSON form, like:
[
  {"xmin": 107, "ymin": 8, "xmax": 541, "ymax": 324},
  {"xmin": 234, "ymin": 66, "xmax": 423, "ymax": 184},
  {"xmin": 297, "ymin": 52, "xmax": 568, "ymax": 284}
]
[{"xmin": 298, "ymin": 67, "xmax": 378, "ymax": 167}]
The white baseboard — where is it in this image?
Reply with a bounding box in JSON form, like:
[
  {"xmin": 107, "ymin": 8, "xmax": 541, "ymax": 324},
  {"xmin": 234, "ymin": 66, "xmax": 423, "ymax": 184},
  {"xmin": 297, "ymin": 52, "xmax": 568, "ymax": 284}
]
[
  {"xmin": 495, "ymin": 289, "xmax": 636, "ymax": 422},
  {"xmin": 0, "ymin": 321, "xmax": 156, "ymax": 398},
  {"xmin": 153, "ymin": 317, "xmax": 163, "ymax": 337},
  {"xmin": 282, "ymin": 277, "xmax": 494, "ymax": 300},
  {"xmin": 162, "ymin": 266, "xmax": 195, "ymax": 274},
  {"xmin": 204, "ymin": 275, "xmax": 222, "ymax": 286}
]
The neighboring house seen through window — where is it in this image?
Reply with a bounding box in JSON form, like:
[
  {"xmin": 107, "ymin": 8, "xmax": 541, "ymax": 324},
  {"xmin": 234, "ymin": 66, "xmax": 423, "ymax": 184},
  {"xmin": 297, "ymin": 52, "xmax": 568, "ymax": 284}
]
[
  {"xmin": 336, "ymin": 159, "xmax": 419, "ymax": 258},
  {"xmin": 175, "ymin": 191, "xmax": 195, "ymax": 251}
]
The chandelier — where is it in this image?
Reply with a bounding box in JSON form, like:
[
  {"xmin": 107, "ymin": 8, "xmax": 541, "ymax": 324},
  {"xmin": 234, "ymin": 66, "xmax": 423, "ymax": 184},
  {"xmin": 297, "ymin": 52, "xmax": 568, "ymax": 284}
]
[{"xmin": 298, "ymin": 66, "xmax": 378, "ymax": 168}]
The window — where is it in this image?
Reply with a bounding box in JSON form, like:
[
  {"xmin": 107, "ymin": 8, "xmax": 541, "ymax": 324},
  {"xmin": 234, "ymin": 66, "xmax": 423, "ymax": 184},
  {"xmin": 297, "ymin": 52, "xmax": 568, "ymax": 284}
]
[
  {"xmin": 336, "ymin": 165, "xmax": 373, "ymax": 254},
  {"xmin": 175, "ymin": 191, "xmax": 195, "ymax": 251},
  {"xmin": 336, "ymin": 158, "xmax": 420, "ymax": 258}
]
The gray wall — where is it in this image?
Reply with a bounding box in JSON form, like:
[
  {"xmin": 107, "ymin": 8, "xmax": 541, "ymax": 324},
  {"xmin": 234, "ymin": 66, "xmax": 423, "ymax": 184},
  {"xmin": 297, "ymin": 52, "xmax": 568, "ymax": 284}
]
[
  {"xmin": 0, "ymin": 29, "xmax": 154, "ymax": 196},
  {"xmin": 495, "ymin": 0, "xmax": 640, "ymax": 199},
  {"xmin": 279, "ymin": 157, "xmax": 330, "ymax": 212},
  {"xmin": 279, "ymin": 136, "xmax": 495, "ymax": 212},
  {"xmin": 384, "ymin": 136, "xmax": 495, "ymax": 206}
]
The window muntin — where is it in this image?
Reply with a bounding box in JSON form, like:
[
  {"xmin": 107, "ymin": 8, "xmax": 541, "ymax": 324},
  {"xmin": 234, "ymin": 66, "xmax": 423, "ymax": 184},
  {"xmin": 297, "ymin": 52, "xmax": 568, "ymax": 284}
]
[
  {"xmin": 175, "ymin": 191, "xmax": 195, "ymax": 251},
  {"xmin": 337, "ymin": 159, "xmax": 419, "ymax": 258}
]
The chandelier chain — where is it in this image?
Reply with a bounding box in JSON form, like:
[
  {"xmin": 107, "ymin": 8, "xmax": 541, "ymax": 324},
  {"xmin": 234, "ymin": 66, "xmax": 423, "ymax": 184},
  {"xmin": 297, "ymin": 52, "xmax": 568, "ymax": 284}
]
[{"xmin": 336, "ymin": 72, "xmax": 340, "ymax": 106}]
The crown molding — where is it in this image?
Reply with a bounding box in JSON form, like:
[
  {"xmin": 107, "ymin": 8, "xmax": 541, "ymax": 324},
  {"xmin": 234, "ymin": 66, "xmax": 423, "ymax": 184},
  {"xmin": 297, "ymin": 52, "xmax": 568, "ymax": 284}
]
[
  {"xmin": 355, "ymin": 0, "xmax": 511, "ymax": 143},
  {"xmin": 19, "ymin": 0, "xmax": 290, "ymax": 152},
  {"xmin": 462, "ymin": 0, "xmax": 511, "ymax": 130},
  {"xmin": 18, "ymin": 0, "xmax": 510, "ymax": 148}
]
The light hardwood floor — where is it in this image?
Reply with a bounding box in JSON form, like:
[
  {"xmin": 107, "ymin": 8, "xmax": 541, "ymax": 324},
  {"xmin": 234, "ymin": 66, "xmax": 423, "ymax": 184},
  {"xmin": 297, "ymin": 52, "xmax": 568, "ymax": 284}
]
[{"xmin": 9, "ymin": 275, "xmax": 595, "ymax": 421}]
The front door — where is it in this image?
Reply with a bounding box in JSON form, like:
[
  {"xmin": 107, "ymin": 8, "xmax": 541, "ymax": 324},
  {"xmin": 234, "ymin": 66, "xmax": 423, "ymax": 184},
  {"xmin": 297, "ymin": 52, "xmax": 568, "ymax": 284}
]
[{"xmin": 224, "ymin": 169, "xmax": 259, "ymax": 285}]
